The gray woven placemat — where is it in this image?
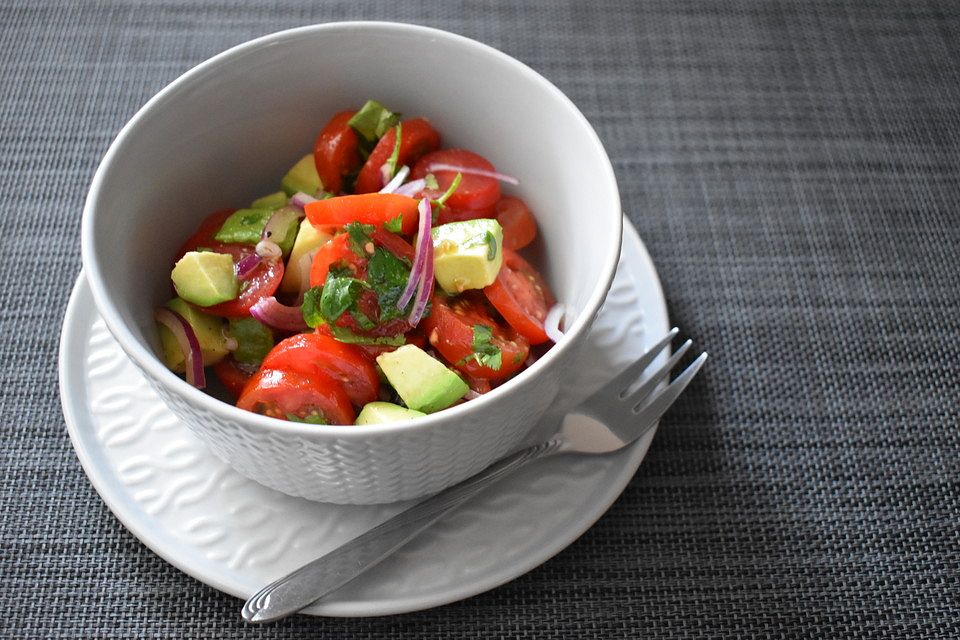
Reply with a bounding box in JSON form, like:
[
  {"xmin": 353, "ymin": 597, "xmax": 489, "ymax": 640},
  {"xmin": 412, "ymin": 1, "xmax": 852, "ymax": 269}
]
[{"xmin": 2, "ymin": 1, "xmax": 958, "ymax": 638}]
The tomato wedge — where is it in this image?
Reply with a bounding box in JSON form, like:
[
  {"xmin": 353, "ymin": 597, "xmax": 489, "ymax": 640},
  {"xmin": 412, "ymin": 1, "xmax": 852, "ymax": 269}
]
[
  {"xmin": 305, "ymin": 193, "xmax": 421, "ymax": 235},
  {"xmin": 309, "ymin": 233, "xmax": 365, "ymax": 287},
  {"xmin": 412, "ymin": 148, "xmax": 501, "ymax": 212},
  {"xmin": 260, "ymin": 333, "xmax": 379, "ymax": 407},
  {"xmin": 495, "ymin": 196, "xmax": 538, "ymax": 250},
  {"xmin": 422, "ymin": 294, "xmax": 528, "ymax": 380},
  {"xmin": 237, "ymin": 367, "xmax": 355, "ymax": 425},
  {"xmin": 313, "ymin": 110, "xmax": 361, "ymax": 195},
  {"xmin": 212, "ymin": 357, "xmax": 255, "ymax": 399},
  {"xmin": 203, "ymin": 258, "xmax": 284, "ymax": 318},
  {"xmin": 484, "ymin": 250, "xmax": 555, "ymax": 345},
  {"xmin": 354, "ymin": 118, "xmax": 441, "ymax": 193}
]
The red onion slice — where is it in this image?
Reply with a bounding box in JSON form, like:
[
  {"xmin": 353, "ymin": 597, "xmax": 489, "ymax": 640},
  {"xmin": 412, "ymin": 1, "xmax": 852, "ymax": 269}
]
[
  {"xmin": 155, "ymin": 307, "xmax": 206, "ymax": 388},
  {"xmin": 408, "ymin": 206, "xmax": 434, "ymax": 326},
  {"xmin": 289, "ymin": 191, "xmax": 318, "ymax": 209},
  {"xmin": 544, "ymin": 303, "xmax": 567, "ymax": 343},
  {"xmin": 250, "ymin": 296, "xmax": 309, "ymax": 332},
  {"xmin": 394, "ymin": 178, "xmax": 426, "ymax": 197},
  {"xmin": 424, "ymin": 162, "xmax": 519, "ymax": 185},
  {"xmin": 236, "ymin": 253, "xmax": 261, "ymax": 280},
  {"xmin": 397, "ymin": 198, "xmax": 433, "ymax": 310},
  {"xmin": 378, "ymin": 165, "xmax": 411, "ymax": 194}
]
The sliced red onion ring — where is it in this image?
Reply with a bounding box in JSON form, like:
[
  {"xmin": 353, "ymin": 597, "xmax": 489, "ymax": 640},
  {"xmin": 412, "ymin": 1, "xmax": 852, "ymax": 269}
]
[
  {"xmin": 378, "ymin": 165, "xmax": 411, "ymax": 194},
  {"xmin": 409, "ymin": 219, "xmax": 434, "ymax": 326},
  {"xmin": 236, "ymin": 253, "xmax": 261, "ymax": 279},
  {"xmin": 155, "ymin": 307, "xmax": 206, "ymax": 388},
  {"xmin": 398, "ymin": 198, "xmax": 433, "ymax": 310},
  {"xmin": 424, "ymin": 162, "xmax": 519, "ymax": 185},
  {"xmin": 544, "ymin": 303, "xmax": 567, "ymax": 344},
  {"xmin": 394, "ymin": 178, "xmax": 426, "ymax": 197},
  {"xmin": 250, "ymin": 296, "xmax": 308, "ymax": 332},
  {"xmin": 289, "ymin": 191, "xmax": 318, "ymax": 208},
  {"xmin": 463, "ymin": 390, "xmax": 481, "ymax": 401}
]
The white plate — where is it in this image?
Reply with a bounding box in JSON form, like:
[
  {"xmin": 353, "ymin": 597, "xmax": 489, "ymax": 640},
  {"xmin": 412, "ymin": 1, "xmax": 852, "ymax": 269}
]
[{"xmin": 59, "ymin": 218, "xmax": 668, "ymax": 617}]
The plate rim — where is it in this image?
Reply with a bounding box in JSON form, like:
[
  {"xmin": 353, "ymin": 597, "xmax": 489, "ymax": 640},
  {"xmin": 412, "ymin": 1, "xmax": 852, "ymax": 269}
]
[{"xmin": 59, "ymin": 217, "xmax": 669, "ymax": 617}]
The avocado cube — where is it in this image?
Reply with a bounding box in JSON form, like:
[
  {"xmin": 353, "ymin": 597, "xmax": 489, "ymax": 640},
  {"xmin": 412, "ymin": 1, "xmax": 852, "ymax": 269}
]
[
  {"xmin": 213, "ymin": 208, "xmax": 273, "ymax": 245},
  {"xmin": 250, "ymin": 191, "xmax": 288, "ymax": 210},
  {"xmin": 280, "ymin": 153, "xmax": 323, "ymax": 196},
  {"xmin": 355, "ymin": 401, "xmax": 426, "ymax": 425},
  {"xmin": 171, "ymin": 251, "xmax": 239, "ymax": 307},
  {"xmin": 227, "ymin": 317, "xmax": 274, "ymax": 366},
  {"xmin": 376, "ymin": 345, "xmax": 469, "ymax": 413},
  {"xmin": 279, "ymin": 220, "xmax": 333, "ymax": 295},
  {"xmin": 157, "ymin": 297, "xmax": 230, "ymax": 371},
  {"xmin": 431, "ymin": 219, "xmax": 504, "ymax": 294}
]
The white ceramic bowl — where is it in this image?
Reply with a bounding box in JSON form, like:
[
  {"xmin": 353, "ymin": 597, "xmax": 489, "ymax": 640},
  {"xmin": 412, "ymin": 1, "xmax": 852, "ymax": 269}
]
[{"xmin": 81, "ymin": 22, "xmax": 622, "ymax": 504}]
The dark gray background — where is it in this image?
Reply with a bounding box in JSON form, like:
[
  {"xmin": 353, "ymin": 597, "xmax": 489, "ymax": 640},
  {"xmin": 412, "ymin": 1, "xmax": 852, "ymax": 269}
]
[{"xmin": 2, "ymin": 1, "xmax": 958, "ymax": 638}]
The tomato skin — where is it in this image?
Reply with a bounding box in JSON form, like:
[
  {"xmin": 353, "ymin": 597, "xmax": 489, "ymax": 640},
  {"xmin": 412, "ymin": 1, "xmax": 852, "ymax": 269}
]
[
  {"xmin": 261, "ymin": 333, "xmax": 379, "ymax": 407},
  {"xmin": 369, "ymin": 227, "xmax": 415, "ymax": 262},
  {"xmin": 484, "ymin": 250, "xmax": 555, "ymax": 345},
  {"xmin": 437, "ymin": 204, "xmax": 495, "ymax": 226},
  {"xmin": 313, "ymin": 110, "xmax": 360, "ymax": 195},
  {"xmin": 203, "ymin": 258, "xmax": 284, "ymax": 318},
  {"xmin": 305, "ymin": 193, "xmax": 421, "ymax": 235},
  {"xmin": 422, "ymin": 294, "xmax": 528, "ymax": 380},
  {"xmin": 212, "ymin": 357, "xmax": 255, "ymax": 399},
  {"xmin": 354, "ymin": 118, "xmax": 441, "ymax": 193},
  {"xmin": 411, "ymin": 149, "xmax": 501, "ymax": 212},
  {"xmin": 237, "ymin": 367, "xmax": 355, "ymax": 425},
  {"xmin": 175, "ymin": 209, "xmax": 251, "ymax": 263},
  {"xmin": 495, "ymin": 197, "xmax": 538, "ymax": 250},
  {"xmin": 309, "ymin": 233, "xmax": 365, "ymax": 287}
]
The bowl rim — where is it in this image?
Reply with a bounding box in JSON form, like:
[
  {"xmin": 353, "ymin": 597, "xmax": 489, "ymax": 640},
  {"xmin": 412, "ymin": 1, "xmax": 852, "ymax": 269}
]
[{"xmin": 81, "ymin": 20, "xmax": 623, "ymax": 438}]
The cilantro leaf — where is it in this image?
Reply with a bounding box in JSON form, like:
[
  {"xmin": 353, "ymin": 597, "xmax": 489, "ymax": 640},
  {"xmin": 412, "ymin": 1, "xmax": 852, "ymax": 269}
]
[
  {"xmin": 347, "ymin": 100, "xmax": 401, "ymax": 143},
  {"xmin": 484, "ymin": 230, "xmax": 498, "ymax": 260},
  {"xmin": 328, "ymin": 325, "xmax": 406, "ymax": 346},
  {"xmin": 367, "ymin": 247, "xmax": 413, "ymax": 321},
  {"xmin": 344, "ymin": 222, "xmax": 375, "ymax": 257},
  {"xmin": 382, "ymin": 122, "xmax": 402, "ymax": 181},
  {"xmin": 301, "ymin": 286, "xmax": 325, "ymax": 328},
  {"xmin": 319, "ymin": 275, "xmax": 369, "ymax": 323},
  {"xmin": 384, "ymin": 213, "xmax": 403, "ymax": 233},
  {"xmin": 432, "ymin": 172, "xmax": 462, "ymax": 208},
  {"xmin": 459, "ymin": 324, "xmax": 502, "ymax": 370}
]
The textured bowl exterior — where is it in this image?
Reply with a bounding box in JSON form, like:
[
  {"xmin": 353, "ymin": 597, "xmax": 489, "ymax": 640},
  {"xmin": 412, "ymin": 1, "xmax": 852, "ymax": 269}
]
[{"xmin": 81, "ymin": 23, "xmax": 621, "ymax": 504}]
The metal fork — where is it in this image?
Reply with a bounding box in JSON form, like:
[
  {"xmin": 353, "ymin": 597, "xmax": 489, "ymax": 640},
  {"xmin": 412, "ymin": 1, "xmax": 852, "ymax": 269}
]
[{"xmin": 242, "ymin": 328, "xmax": 706, "ymax": 622}]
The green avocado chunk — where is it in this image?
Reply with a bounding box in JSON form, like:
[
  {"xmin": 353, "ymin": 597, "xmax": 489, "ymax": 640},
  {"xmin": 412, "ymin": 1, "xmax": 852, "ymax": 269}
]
[
  {"xmin": 355, "ymin": 401, "xmax": 426, "ymax": 425},
  {"xmin": 227, "ymin": 317, "xmax": 274, "ymax": 366},
  {"xmin": 157, "ymin": 297, "xmax": 230, "ymax": 371},
  {"xmin": 431, "ymin": 219, "xmax": 504, "ymax": 294},
  {"xmin": 171, "ymin": 251, "xmax": 239, "ymax": 307},
  {"xmin": 280, "ymin": 153, "xmax": 323, "ymax": 196},
  {"xmin": 213, "ymin": 206, "xmax": 300, "ymax": 255},
  {"xmin": 250, "ymin": 191, "xmax": 288, "ymax": 210},
  {"xmin": 376, "ymin": 345, "xmax": 469, "ymax": 413}
]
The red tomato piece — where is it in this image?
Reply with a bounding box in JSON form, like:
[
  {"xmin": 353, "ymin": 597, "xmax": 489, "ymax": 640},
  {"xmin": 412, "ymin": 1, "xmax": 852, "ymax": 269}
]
[
  {"xmin": 484, "ymin": 250, "xmax": 555, "ymax": 345},
  {"xmin": 305, "ymin": 194, "xmax": 422, "ymax": 236},
  {"xmin": 495, "ymin": 196, "xmax": 538, "ymax": 250},
  {"xmin": 260, "ymin": 333, "xmax": 379, "ymax": 407},
  {"xmin": 203, "ymin": 258, "xmax": 284, "ymax": 318},
  {"xmin": 237, "ymin": 367, "xmax": 355, "ymax": 425},
  {"xmin": 313, "ymin": 110, "xmax": 361, "ymax": 195},
  {"xmin": 437, "ymin": 204, "xmax": 495, "ymax": 226},
  {"xmin": 370, "ymin": 227, "xmax": 415, "ymax": 263},
  {"xmin": 174, "ymin": 209, "xmax": 248, "ymax": 263},
  {"xmin": 309, "ymin": 233, "xmax": 365, "ymax": 287},
  {"xmin": 411, "ymin": 149, "xmax": 501, "ymax": 212},
  {"xmin": 422, "ymin": 293, "xmax": 528, "ymax": 380},
  {"xmin": 354, "ymin": 118, "xmax": 442, "ymax": 193},
  {"xmin": 212, "ymin": 357, "xmax": 255, "ymax": 399}
]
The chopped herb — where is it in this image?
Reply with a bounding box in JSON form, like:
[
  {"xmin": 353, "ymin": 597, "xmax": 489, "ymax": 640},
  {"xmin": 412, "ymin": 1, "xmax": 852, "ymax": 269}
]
[
  {"xmin": 484, "ymin": 230, "xmax": 498, "ymax": 260},
  {"xmin": 459, "ymin": 324, "xmax": 502, "ymax": 370},
  {"xmin": 384, "ymin": 213, "xmax": 403, "ymax": 233},
  {"xmin": 382, "ymin": 122, "xmax": 402, "ymax": 181},
  {"xmin": 329, "ymin": 325, "xmax": 406, "ymax": 346},
  {"xmin": 301, "ymin": 286, "xmax": 325, "ymax": 328},
  {"xmin": 367, "ymin": 247, "xmax": 413, "ymax": 321},
  {"xmin": 424, "ymin": 173, "xmax": 440, "ymax": 190},
  {"xmin": 344, "ymin": 222, "xmax": 376, "ymax": 257},
  {"xmin": 319, "ymin": 275, "xmax": 369, "ymax": 323},
  {"xmin": 513, "ymin": 352, "xmax": 524, "ymax": 365},
  {"xmin": 350, "ymin": 309, "xmax": 377, "ymax": 331},
  {"xmin": 432, "ymin": 172, "xmax": 462, "ymax": 208},
  {"xmin": 285, "ymin": 412, "xmax": 328, "ymax": 425},
  {"xmin": 348, "ymin": 99, "xmax": 401, "ymax": 144}
]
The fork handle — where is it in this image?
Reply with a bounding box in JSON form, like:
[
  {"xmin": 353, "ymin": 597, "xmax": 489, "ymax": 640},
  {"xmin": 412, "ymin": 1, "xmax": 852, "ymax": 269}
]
[{"xmin": 242, "ymin": 439, "xmax": 564, "ymax": 623}]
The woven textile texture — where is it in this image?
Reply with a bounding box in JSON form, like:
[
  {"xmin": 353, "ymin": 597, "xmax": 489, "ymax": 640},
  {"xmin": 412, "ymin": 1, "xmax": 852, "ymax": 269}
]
[{"xmin": 2, "ymin": 0, "xmax": 959, "ymax": 638}]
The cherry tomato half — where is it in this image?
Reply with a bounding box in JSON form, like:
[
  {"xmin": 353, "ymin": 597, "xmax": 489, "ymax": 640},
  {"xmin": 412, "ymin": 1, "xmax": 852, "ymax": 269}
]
[
  {"xmin": 412, "ymin": 148, "xmax": 501, "ymax": 212},
  {"xmin": 260, "ymin": 333, "xmax": 379, "ymax": 407},
  {"xmin": 237, "ymin": 367, "xmax": 355, "ymax": 425},
  {"xmin": 212, "ymin": 357, "xmax": 255, "ymax": 399},
  {"xmin": 203, "ymin": 258, "xmax": 284, "ymax": 318},
  {"xmin": 309, "ymin": 233, "xmax": 365, "ymax": 287},
  {"xmin": 313, "ymin": 110, "xmax": 361, "ymax": 195},
  {"xmin": 495, "ymin": 196, "xmax": 538, "ymax": 250},
  {"xmin": 354, "ymin": 118, "xmax": 441, "ymax": 193},
  {"xmin": 422, "ymin": 293, "xmax": 529, "ymax": 380},
  {"xmin": 484, "ymin": 250, "xmax": 555, "ymax": 345}
]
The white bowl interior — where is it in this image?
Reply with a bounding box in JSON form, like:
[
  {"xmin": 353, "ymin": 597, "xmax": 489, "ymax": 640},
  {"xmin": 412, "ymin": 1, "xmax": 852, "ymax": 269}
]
[{"xmin": 85, "ymin": 23, "xmax": 620, "ymax": 384}]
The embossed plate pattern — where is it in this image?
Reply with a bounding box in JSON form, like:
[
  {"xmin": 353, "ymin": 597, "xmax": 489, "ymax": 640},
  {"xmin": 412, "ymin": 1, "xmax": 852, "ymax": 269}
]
[{"xmin": 59, "ymin": 218, "xmax": 669, "ymax": 617}]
